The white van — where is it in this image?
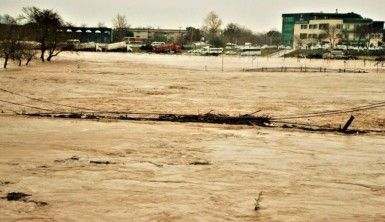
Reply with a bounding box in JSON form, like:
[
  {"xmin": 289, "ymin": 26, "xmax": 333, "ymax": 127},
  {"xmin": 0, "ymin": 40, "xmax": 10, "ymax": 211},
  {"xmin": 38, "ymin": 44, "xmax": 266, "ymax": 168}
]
[{"xmin": 200, "ymin": 46, "xmax": 223, "ymax": 56}]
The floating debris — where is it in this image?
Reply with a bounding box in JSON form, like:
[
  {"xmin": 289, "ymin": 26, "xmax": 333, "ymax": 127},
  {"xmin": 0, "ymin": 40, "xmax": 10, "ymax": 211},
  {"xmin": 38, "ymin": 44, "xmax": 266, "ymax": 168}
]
[{"xmin": 5, "ymin": 192, "xmax": 31, "ymax": 201}]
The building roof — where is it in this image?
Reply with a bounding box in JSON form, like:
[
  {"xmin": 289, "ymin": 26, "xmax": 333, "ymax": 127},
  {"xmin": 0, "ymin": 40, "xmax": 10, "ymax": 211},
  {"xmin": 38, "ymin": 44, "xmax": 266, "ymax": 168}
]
[
  {"xmin": 282, "ymin": 12, "xmax": 363, "ymax": 19},
  {"xmin": 129, "ymin": 28, "xmax": 187, "ymax": 33},
  {"xmin": 343, "ymin": 18, "xmax": 373, "ymax": 24}
]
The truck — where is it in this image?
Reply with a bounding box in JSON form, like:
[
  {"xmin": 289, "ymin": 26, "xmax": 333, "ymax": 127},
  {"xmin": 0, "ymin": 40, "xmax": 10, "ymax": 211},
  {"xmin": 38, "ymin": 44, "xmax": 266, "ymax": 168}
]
[
  {"xmin": 200, "ymin": 46, "xmax": 223, "ymax": 56},
  {"xmin": 240, "ymin": 46, "xmax": 261, "ymax": 56},
  {"xmin": 106, "ymin": 41, "xmax": 131, "ymax": 52},
  {"xmin": 153, "ymin": 44, "xmax": 182, "ymax": 53}
]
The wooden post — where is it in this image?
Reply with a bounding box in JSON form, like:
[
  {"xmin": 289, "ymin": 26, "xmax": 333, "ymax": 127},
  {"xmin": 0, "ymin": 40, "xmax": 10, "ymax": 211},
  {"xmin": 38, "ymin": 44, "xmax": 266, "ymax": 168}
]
[{"xmin": 341, "ymin": 115, "xmax": 355, "ymax": 132}]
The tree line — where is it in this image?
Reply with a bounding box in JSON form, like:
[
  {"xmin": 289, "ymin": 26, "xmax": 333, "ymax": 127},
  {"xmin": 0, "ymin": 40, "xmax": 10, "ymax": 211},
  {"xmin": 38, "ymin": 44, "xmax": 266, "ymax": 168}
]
[
  {"xmin": 1, "ymin": 9, "xmax": 283, "ymax": 69},
  {"xmin": 109, "ymin": 11, "xmax": 282, "ymax": 47},
  {"xmin": 187, "ymin": 11, "xmax": 281, "ymax": 47}
]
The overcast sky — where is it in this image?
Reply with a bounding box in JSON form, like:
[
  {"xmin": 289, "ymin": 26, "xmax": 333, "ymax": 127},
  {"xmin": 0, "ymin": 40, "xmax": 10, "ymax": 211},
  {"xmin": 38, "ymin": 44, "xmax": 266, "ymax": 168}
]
[{"xmin": 1, "ymin": 0, "xmax": 384, "ymax": 32}]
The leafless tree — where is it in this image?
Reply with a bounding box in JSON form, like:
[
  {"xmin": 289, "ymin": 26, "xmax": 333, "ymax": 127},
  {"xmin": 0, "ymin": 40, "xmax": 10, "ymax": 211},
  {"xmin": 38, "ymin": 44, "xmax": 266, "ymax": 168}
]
[
  {"xmin": 0, "ymin": 15, "xmax": 20, "ymax": 68},
  {"xmin": 202, "ymin": 11, "xmax": 222, "ymax": 38},
  {"xmin": 294, "ymin": 35, "xmax": 304, "ymax": 49},
  {"xmin": 22, "ymin": 43, "xmax": 37, "ymax": 66},
  {"xmin": 22, "ymin": 7, "xmax": 66, "ymax": 62},
  {"xmin": 321, "ymin": 24, "xmax": 342, "ymax": 49},
  {"xmin": 355, "ymin": 24, "xmax": 372, "ymax": 48},
  {"xmin": 111, "ymin": 14, "xmax": 131, "ymax": 42},
  {"xmin": 112, "ymin": 14, "xmax": 128, "ymax": 29},
  {"xmin": 46, "ymin": 32, "xmax": 67, "ymax": 61}
]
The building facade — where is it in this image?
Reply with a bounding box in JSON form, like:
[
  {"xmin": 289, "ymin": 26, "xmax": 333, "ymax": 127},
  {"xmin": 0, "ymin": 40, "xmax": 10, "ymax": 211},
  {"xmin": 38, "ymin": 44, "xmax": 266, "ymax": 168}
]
[
  {"xmin": 282, "ymin": 12, "xmax": 384, "ymax": 48},
  {"xmin": 129, "ymin": 28, "xmax": 188, "ymax": 43},
  {"xmin": 0, "ymin": 24, "xmax": 113, "ymax": 43},
  {"xmin": 60, "ymin": 27, "xmax": 112, "ymax": 43}
]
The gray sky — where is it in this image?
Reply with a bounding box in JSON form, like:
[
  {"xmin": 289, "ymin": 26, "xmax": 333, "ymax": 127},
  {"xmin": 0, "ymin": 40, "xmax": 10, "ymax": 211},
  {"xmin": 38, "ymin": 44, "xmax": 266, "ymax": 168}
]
[{"xmin": 1, "ymin": 0, "xmax": 384, "ymax": 32}]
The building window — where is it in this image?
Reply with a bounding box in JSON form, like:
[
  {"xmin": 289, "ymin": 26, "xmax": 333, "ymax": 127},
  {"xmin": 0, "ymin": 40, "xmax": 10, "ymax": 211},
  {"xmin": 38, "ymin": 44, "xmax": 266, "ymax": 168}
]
[
  {"xmin": 301, "ymin": 24, "xmax": 308, "ymax": 29},
  {"xmin": 300, "ymin": 33, "xmax": 307, "ymax": 39},
  {"xmin": 309, "ymin": 34, "xmax": 318, "ymax": 39},
  {"xmin": 319, "ymin": 34, "xmax": 327, "ymax": 39},
  {"xmin": 309, "ymin": 24, "xmax": 318, "ymax": 29},
  {"xmin": 344, "ymin": 24, "xmax": 351, "ymax": 30},
  {"xmin": 319, "ymin": 24, "xmax": 329, "ymax": 30},
  {"xmin": 337, "ymin": 24, "xmax": 343, "ymax": 29}
]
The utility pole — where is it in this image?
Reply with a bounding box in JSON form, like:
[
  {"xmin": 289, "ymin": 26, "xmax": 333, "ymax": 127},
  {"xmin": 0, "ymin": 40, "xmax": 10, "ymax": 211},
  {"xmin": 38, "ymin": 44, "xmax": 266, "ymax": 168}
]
[{"xmin": 221, "ymin": 52, "xmax": 224, "ymax": 72}]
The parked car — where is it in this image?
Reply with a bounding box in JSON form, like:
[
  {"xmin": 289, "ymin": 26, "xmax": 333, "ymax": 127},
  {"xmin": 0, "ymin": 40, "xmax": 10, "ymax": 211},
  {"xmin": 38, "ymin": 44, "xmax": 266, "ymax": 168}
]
[{"xmin": 151, "ymin": 42, "xmax": 165, "ymax": 47}]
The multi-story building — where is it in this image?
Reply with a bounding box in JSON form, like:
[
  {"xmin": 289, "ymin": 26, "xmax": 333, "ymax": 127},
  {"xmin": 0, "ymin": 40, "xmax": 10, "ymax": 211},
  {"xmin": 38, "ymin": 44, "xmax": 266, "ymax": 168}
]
[
  {"xmin": 282, "ymin": 12, "xmax": 384, "ymax": 48},
  {"xmin": 129, "ymin": 28, "xmax": 187, "ymax": 43}
]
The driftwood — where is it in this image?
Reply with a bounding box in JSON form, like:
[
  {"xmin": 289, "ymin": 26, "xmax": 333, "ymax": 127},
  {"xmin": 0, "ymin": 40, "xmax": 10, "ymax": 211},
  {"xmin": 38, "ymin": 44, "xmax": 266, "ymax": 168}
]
[
  {"xmin": 19, "ymin": 112, "xmax": 371, "ymax": 134},
  {"xmin": 21, "ymin": 112, "xmax": 272, "ymax": 127},
  {"xmin": 157, "ymin": 113, "xmax": 271, "ymax": 126},
  {"xmin": 243, "ymin": 67, "xmax": 367, "ymax": 73}
]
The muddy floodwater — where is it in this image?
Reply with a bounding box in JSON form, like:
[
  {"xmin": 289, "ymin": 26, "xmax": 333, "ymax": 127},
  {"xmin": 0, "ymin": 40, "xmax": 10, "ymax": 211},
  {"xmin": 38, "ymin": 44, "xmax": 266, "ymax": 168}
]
[{"xmin": 1, "ymin": 53, "xmax": 385, "ymax": 221}]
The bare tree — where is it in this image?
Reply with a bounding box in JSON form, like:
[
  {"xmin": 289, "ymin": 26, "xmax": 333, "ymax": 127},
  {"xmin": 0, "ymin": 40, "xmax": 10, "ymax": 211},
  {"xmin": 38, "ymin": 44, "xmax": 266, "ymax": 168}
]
[
  {"xmin": 202, "ymin": 11, "xmax": 222, "ymax": 38},
  {"xmin": 111, "ymin": 14, "xmax": 131, "ymax": 42},
  {"xmin": 355, "ymin": 24, "xmax": 372, "ymax": 48},
  {"xmin": 294, "ymin": 35, "xmax": 304, "ymax": 49},
  {"xmin": 22, "ymin": 7, "xmax": 65, "ymax": 62},
  {"xmin": 22, "ymin": 43, "xmax": 37, "ymax": 66},
  {"xmin": 112, "ymin": 14, "xmax": 128, "ymax": 29},
  {"xmin": 0, "ymin": 15, "xmax": 21, "ymax": 68},
  {"xmin": 46, "ymin": 30, "xmax": 67, "ymax": 61},
  {"xmin": 321, "ymin": 24, "xmax": 342, "ymax": 49}
]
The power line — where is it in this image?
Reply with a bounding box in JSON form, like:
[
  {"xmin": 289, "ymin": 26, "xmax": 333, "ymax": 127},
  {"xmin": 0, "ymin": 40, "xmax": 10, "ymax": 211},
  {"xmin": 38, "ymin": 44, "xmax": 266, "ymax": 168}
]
[
  {"xmin": 0, "ymin": 87, "xmax": 161, "ymax": 115},
  {"xmin": 0, "ymin": 87, "xmax": 95, "ymax": 111},
  {"xmin": 271, "ymin": 101, "xmax": 385, "ymax": 120},
  {"xmin": 1, "ymin": 86, "xmax": 384, "ymax": 121},
  {"xmin": 0, "ymin": 99, "xmax": 54, "ymax": 112}
]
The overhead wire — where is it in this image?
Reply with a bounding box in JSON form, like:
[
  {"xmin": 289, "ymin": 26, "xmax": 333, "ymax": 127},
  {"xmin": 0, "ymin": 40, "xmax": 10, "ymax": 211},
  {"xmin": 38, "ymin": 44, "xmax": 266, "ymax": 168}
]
[{"xmin": 0, "ymin": 86, "xmax": 384, "ymax": 120}]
